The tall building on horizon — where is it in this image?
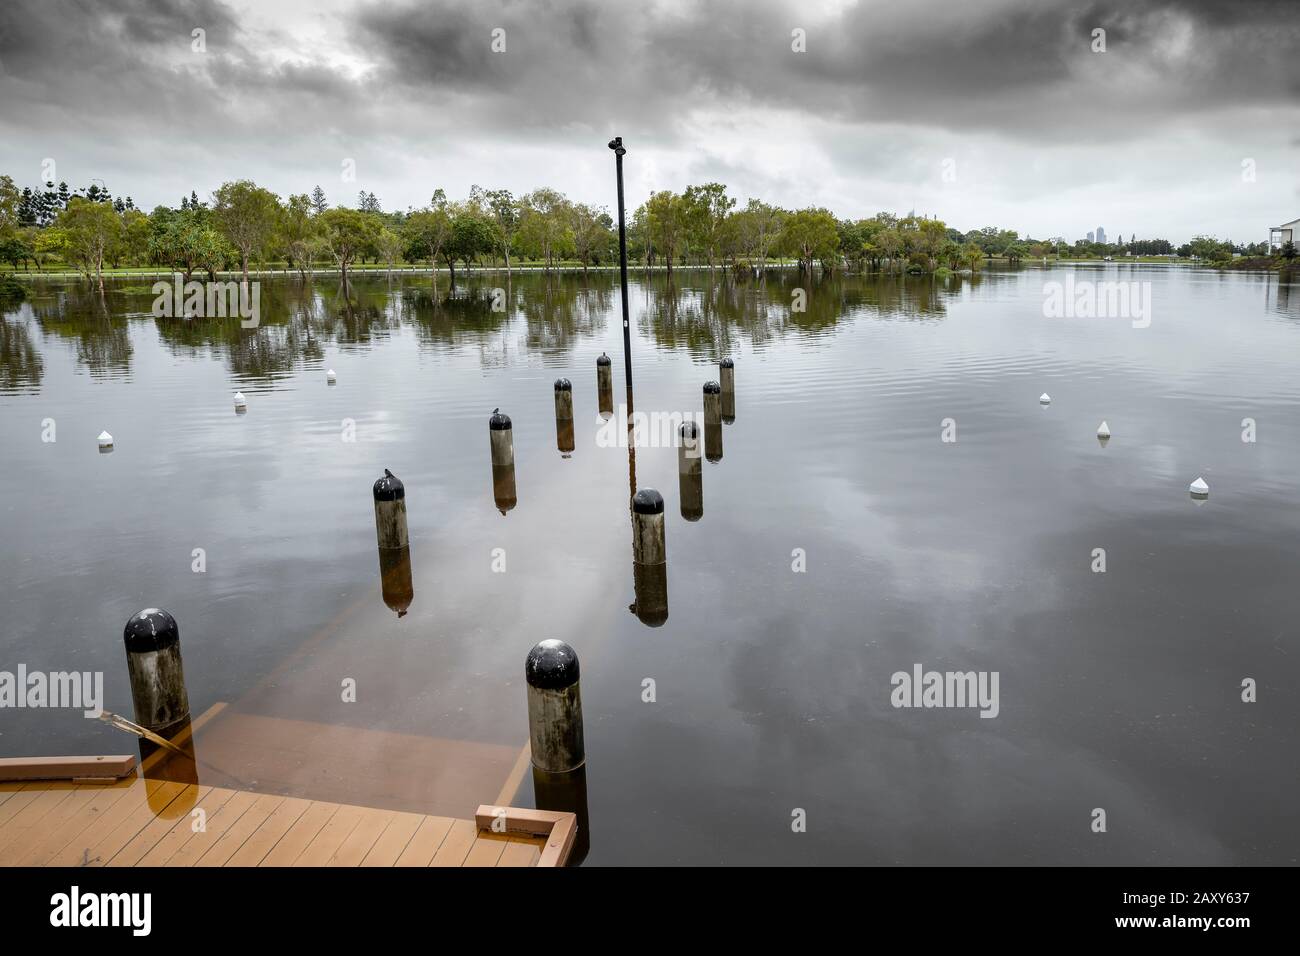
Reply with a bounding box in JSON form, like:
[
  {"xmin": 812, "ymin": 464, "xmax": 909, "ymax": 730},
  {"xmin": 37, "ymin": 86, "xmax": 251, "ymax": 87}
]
[
  {"xmin": 1097, "ymin": 226, "xmax": 1107, "ymax": 244},
  {"xmin": 1087, "ymin": 230, "xmax": 1095, "ymax": 243}
]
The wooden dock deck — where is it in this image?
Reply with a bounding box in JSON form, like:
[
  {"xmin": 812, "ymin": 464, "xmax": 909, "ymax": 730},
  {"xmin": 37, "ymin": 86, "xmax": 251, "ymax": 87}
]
[{"xmin": 0, "ymin": 776, "xmax": 573, "ymax": 867}]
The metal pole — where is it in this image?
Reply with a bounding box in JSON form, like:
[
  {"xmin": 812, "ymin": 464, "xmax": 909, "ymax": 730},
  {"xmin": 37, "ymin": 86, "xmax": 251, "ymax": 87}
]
[{"xmin": 609, "ymin": 137, "xmax": 633, "ymax": 394}]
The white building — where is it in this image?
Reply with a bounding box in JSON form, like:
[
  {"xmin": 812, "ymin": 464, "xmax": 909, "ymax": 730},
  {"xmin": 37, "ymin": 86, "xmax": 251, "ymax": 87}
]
[{"xmin": 1269, "ymin": 217, "xmax": 1299, "ymax": 250}]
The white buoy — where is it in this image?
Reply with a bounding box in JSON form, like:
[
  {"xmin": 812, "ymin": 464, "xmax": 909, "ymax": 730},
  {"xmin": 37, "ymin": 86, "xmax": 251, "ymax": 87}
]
[
  {"xmin": 1189, "ymin": 476, "xmax": 1209, "ymax": 498},
  {"xmin": 233, "ymin": 391, "xmax": 247, "ymax": 410},
  {"xmin": 327, "ymin": 369, "xmax": 336, "ymax": 384},
  {"xmin": 1097, "ymin": 421, "xmax": 1110, "ymax": 439},
  {"xmin": 1039, "ymin": 393, "xmax": 1051, "ymax": 405},
  {"xmin": 97, "ymin": 430, "xmax": 114, "ymax": 450}
]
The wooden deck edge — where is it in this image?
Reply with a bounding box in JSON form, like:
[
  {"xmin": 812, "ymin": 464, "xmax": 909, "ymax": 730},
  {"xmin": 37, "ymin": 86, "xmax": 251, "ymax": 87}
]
[
  {"xmin": 0, "ymin": 755, "xmax": 136, "ymax": 782},
  {"xmin": 474, "ymin": 805, "xmax": 577, "ymax": 868}
]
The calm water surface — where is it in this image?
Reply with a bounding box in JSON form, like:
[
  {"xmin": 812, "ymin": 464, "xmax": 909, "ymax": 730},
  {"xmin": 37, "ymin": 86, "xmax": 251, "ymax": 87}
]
[{"xmin": 2, "ymin": 266, "xmax": 1298, "ymax": 864}]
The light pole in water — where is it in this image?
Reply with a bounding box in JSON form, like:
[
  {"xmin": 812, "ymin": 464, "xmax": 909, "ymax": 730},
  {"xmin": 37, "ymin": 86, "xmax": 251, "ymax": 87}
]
[{"xmin": 608, "ymin": 137, "xmax": 633, "ymax": 396}]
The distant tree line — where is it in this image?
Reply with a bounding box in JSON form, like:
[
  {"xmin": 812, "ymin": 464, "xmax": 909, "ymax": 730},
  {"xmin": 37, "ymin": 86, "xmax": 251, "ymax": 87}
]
[{"xmin": 0, "ymin": 172, "xmax": 1294, "ymax": 290}]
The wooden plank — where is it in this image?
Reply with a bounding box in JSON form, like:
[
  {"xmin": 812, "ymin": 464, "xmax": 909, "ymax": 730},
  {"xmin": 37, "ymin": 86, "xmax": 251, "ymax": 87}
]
[
  {"xmin": 0, "ymin": 783, "xmax": 115, "ymax": 865},
  {"xmin": 0, "ymin": 756, "xmax": 135, "ymax": 782},
  {"xmin": 131, "ymin": 787, "xmax": 238, "ymax": 867},
  {"xmin": 164, "ymin": 790, "xmax": 261, "ymax": 867},
  {"xmin": 260, "ymin": 802, "xmax": 339, "ymax": 866},
  {"xmin": 472, "ymin": 805, "xmax": 577, "ymax": 867},
  {"xmin": 0, "ymin": 786, "xmax": 45, "ymax": 829},
  {"xmin": 104, "ymin": 786, "xmax": 215, "ymax": 867},
  {"xmin": 497, "ymin": 837, "xmax": 543, "ymax": 868},
  {"xmin": 393, "ymin": 815, "xmax": 455, "ymax": 867},
  {"xmin": 462, "ymin": 832, "xmax": 510, "ymax": 868},
  {"xmin": 473, "ymin": 805, "xmax": 568, "ymax": 836},
  {"xmin": 292, "ymin": 804, "xmax": 364, "ymax": 866},
  {"xmin": 326, "ymin": 807, "xmax": 394, "ymax": 867},
  {"xmin": 359, "ymin": 811, "xmax": 424, "ymax": 867},
  {"xmin": 539, "ymin": 815, "xmax": 577, "ymax": 869},
  {"xmin": 18, "ymin": 777, "xmax": 151, "ymax": 867},
  {"xmin": 192, "ymin": 793, "xmax": 285, "ymax": 867},
  {"xmin": 224, "ymin": 796, "xmax": 311, "ymax": 867},
  {"xmin": 0, "ymin": 783, "xmax": 79, "ymax": 855},
  {"xmin": 429, "ymin": 818, "xmax": 478, "ymax": 867},
  {"xmin": 51, "ymin": 779, "xmax": 186, "ymax": 867}
]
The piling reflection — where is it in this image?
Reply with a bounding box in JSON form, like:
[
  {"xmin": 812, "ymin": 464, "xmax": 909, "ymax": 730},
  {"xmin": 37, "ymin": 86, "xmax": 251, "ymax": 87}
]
[
  {"xmin": 139, "ymin": 725, "xmax": 200, "ymax": 819},
  {"xmin": 378, "ymin": 545, "xmax": 414, "ymax": 617},
  {"xmin": 532, "ymin": 764, "xmax": 590, "ymax": 866},
  {"xmin": 492, "ymin": 461, "xmax": 517, "ymax": 514},
  {"xmin": 630, "ymin": 561, "xmax": 669, "ymax": 627},
  {"xmin": 678, "ymin": 421, "xmax": 703, "ymax": 521}
]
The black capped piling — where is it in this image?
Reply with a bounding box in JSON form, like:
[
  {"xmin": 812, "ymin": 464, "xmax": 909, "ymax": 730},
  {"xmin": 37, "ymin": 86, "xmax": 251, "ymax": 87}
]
[
  {"xmin": 122, "ymin": 608, "xmax": 190, "ymax": 738},
  {"xmin": 489, "ymin": 407, "xmax": 514, "ymax": 467},
  {"xmin": 632, "ymin": 488, "xmax": 666, "ymax": 565},
  {"xmin": 703, "ymin": 381, "xmax": 723, "ymax": 462},
  {"xmin": 629, "ymin": 488, "xmax": 670, "ymax": 625},
  {"xmin": 678, "ymin": 421, "xmax": 703, "ymax": 521},
  {"xmin": 596, "ymin": 353, "xmax": 614, "ymax": 419},
  {"xmin": 554, "ymin": 378, "xmax": 575, "ymax": 455},
  {"xmin": 554, "ymin": 378, "xmax": 573, "ymax": 420},
  {"xmin": 526, "ymin": 640, "xmax": 585, "ymax": 773},
  {"xmin": 489, "ymin": 409, "xmax": 517, "ymax": 513},
  {"xmin": 720, "ymin": 357, "xmax": 735, "ymax": 423},
  {"xmin": 372, "ymin": 469, "xmax": 408, "ymax": 550}
]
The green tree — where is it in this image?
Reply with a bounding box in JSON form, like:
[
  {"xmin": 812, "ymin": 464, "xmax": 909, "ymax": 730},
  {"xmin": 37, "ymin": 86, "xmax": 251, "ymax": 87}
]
[
  {"xmin": 569, "ymin": 202, "xmax": 612, "ymax": 272},
  {"xmin": 643, "ymin": 191, "xmax": 689, "ymax": 276},
  {"xmin": 0, "ymin": 174, "xmax": 21, "ymax": 238},
  {"xmin": 780, "ymin": 207, "xmax": 840, "ymax": 273},
  {"xmin": 733, "ymin": 199, "xmax": 785, "ymax": 267},
  {"xmin": 517, "ymin": 188, "xmax": 573, "ymax": 271},
  {"xmin": 318, "ymin": 208, "xmax": 380, "ymax": 286},
  {"xmin": 402, "ymin": 198, "xmax": 454, "ymax": 287},
  {"xmin": 444, "ymin": 208, "xmax": 499, "ymax": 281},
  {"xmin": 148, "ymin": 209, "xmax": 230, "ymax": 282},
  {"xmin": 483, "ymin": 188, "xmax": 521, "ymax": 274},
  {"xmin": 50, "ymin": 197, "xmax": 122, "ymax": 290},
  {"xmin": 278, "ymin": 193, "xmax": 319, "ymax": 280},
  {"xmin": 375, "ymin": 227, "xmax": 403, "ymax": 274},
  {"xmin": 212, "ymin": 180, "xmax": 280, "ymax": 283},
  {"xmin": 682, "ymin": 182, "xmax": 735, "ymax": 269}
]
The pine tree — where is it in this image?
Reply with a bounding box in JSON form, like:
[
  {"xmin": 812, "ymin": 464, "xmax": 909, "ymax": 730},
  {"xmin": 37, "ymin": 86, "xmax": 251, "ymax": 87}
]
[{"xmin": 311, "ymin": 185, "xmax": 328, "ymax": 215}]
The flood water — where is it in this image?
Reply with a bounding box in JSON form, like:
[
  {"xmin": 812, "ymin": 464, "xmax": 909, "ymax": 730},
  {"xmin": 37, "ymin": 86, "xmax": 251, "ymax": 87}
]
[{"xmin": 2, "ymin": 265, "xmax": 1298, "ymax": 865}]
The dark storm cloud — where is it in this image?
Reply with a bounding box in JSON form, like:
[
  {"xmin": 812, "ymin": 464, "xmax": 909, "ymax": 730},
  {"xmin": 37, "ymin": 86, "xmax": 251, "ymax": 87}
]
[
  {"xmin": 0, "ymin": 0, "xmax": 1295, "ymax": 237},
  {"xmin": 351, "ymin": 0, "xmax": 1299, "ymax": 139}
]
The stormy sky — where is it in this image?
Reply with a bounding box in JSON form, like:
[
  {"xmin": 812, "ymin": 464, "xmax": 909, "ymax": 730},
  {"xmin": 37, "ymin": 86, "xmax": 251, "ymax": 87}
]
[{"xmin": 1, "ymin": 0, "xmax": 1297, "ymax": 243}]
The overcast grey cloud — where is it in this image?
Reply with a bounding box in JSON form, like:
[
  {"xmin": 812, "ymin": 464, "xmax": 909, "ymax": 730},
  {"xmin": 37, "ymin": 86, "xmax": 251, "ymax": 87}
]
[{"xmin": 1, "ymin": 0, "xmax": 1296, "ymax": 242}]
